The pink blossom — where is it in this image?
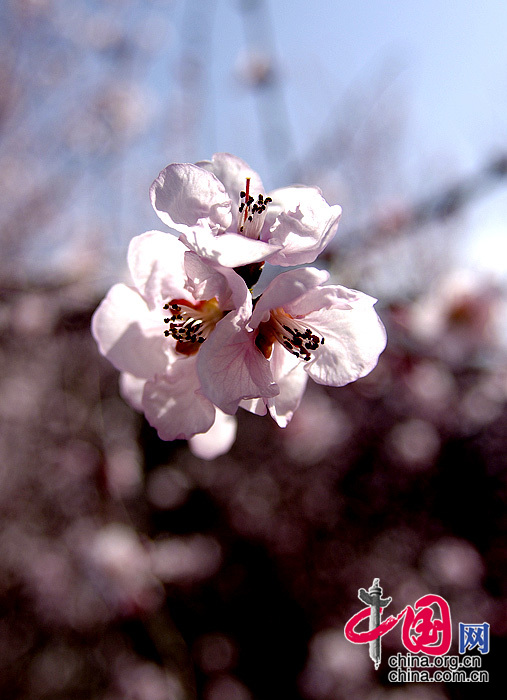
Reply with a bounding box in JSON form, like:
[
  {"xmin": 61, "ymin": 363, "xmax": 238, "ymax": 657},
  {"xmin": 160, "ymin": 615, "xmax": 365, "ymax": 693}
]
[
  {"xmin": 92, "ymin": 231, "xmax": 275, "ymax": 450},
  {"xmin": 200, "ymin": 267, "xmax": 387, "ymax": 426},
  {"xmin": 149, "ymin": 152, "xmax": 342, "ymax": 268},
  {"xmin": 93, "ymin": 159, "xmax": 387, "ymax": 445}
]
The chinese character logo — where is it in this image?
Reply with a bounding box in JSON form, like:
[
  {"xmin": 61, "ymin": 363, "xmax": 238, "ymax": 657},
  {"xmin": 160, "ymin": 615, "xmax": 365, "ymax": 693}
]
[
  {"xmin": 344, "ymin": 578, "xmax": 452, "ymax": 669},
  {"xmin": 357, "ymin": 578, "xmax": 391, "ymax": 669},
  {"xmin": 459, "ymin": 622, "xmax": 490, "ymax": 654}
]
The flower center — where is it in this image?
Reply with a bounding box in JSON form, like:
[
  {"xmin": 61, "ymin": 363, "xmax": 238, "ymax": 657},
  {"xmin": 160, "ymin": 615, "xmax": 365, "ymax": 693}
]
[
  {"xmin": 163, "ymin": 297, "xmax": 223, "ymax": 355},
  {"xmin": 256, "ymin": 307, "xmax": 325, "ymax": 362},
  {"xmin": 238, "ymin": 177, "xmax": 272, "ymax": 239}
]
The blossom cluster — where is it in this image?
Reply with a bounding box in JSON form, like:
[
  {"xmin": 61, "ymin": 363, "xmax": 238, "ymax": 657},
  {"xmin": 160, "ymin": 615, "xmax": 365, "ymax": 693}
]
[{"xmin": 92, "ymin": 153, "xmax": 387, "ymax": 458}]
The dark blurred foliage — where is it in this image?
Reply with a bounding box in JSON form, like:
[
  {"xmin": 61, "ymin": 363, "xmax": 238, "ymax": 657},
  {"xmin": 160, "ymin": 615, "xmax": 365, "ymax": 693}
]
[
  {"xmin": 1, "ymin": 1, "xmax": 507, "ymax": 699},
  {"xmin": 1, "ymin": 271, "xmax": 506, "ymax": 700}
]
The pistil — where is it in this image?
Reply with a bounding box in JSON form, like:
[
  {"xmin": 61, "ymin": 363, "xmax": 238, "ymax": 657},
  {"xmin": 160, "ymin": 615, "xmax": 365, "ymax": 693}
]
[{"xmin": 238, "ymin": 177, "xmax": 272, "ymax": 239}]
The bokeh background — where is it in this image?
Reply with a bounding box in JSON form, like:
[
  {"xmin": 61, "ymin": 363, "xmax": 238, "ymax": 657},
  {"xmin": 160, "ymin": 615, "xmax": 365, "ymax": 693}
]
[{"xmin": 1, "ymin": 1, "xmax": 506, "ymax": 698}]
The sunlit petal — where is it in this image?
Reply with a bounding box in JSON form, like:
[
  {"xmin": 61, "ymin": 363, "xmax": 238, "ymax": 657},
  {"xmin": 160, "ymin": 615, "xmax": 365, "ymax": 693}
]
[
  {"xmin": 91, "ymin": 283, "xmax": 168, "ymax": 379},
  {"xmin": 150, "ymin": 162, "xmax": 232, "ymax": 234},
  {"xmin": 143, "ymin": 358, "xmax": 215, "ymax": 441},
  {"xmin": 188, "ymin": 409, "xmax": 237, "ymax": 460}
]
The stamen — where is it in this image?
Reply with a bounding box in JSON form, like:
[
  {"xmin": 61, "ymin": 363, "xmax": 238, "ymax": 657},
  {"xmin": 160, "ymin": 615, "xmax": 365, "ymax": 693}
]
[
  {"xmin": 256, "ymin": 308, "xmax": 325, "ymax": 362},
  {"xmin": 162, "ymin": 297, "xmax": 222, "ymax": 355}
]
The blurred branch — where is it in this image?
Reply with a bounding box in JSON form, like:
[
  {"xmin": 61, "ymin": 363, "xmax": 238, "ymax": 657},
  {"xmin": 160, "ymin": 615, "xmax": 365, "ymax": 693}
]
[
  {"xmin": 337, "ymin": 153, "xmax": 507, "ymax": 255},
  {"xmin": 0, "ymin": 174, "xmax": 75, "ymax": 280},
  {"xmin": 237, "ymin": 0, "xmax": 300, "ymax": 183}
]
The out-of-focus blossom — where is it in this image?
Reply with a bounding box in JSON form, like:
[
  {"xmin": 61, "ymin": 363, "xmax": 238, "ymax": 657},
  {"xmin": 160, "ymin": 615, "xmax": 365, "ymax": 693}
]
[
  {"xmin": 150, "ymin": 152, "xmax": 342, "ymax": 268},
  {"xmin": 459, "ymin": 371, "xmax": 506, "ymax": 429},
  {"xmin": 146, "ymin": 466, "xmax": 193, "ymax": 510},
  {"xmin": 92, "ymin": 231, "xmax": 269, "ymax": 449},
  {"xmin": 299, "ymin": 628, "xmax": 372, "ymax": 699},
  {"xmin": 193, "ymin": 633, "xmax": 237, "ymax": 674},
  {"xmin": 283, "ymin": 390, "xmax": 352, "ymax": 464},
  {"xmin": 105, "ymin": 444, "xmax": 142, "ymax": 497},
  {"xmin": 405, "ymin": 360, "xmax": 455, "ymax": 408},
  {"xmin": 204, "ymin": 675, "xmax": 252, "ymax": 700},
  {"xmin": 81, "ymin": 523, "xmax": 161, "ymax": 616},
  {"xmin": 112, "ymin": 658, "xmax": 184, "ymax": 700},
  {"xmin": 12, "ymin": 0, "xmax": 51, "ymax": 19},
  {"xmin": 388, "ymin": 418, "xmax": 441, "ymax": 469},
  {"xmin": 65, "ymin": 83, "xmax": 150, "ymax": 154},
  {"xmin": 149, "ymin": 535, "xmax": 221, "ymax": 583},
  {"xmin": 202, "ymin": 266, "xmax": 387, "ymax": 425},
  {"xmin": 421, "ymin": 537, "xmax": 484, "ymax": 588},
  {"xmin": 404, "ymin": 269, "xmax": 501, "ymax": 363},
  {"xmin": 235, "ymin": 49, "xmax": 275, "ymax": 87}
]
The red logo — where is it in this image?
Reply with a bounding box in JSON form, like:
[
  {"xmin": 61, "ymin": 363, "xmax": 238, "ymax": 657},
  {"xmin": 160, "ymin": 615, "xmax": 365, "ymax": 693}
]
[{"xmin": 344, "ymin": 579, "xmax": 452, "ymax": 668}]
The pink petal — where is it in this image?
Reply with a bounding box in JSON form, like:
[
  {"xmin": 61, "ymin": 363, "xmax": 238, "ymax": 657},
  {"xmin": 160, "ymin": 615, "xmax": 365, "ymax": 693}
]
[
  {"xmin": 119, "ymin": 372, "xmax": 146, "ymax": 412},
  {"xmin": 284, "ymin": 283, "xmax": 365, "ymax": 317},
  {"xmin": 197, "ymin": 314, "xmax": 278, "ymax": 415},
  {"xmin": 150, "ymin": 163, "xmax": 232, "ymax": 234},
  {"xmin": 183, "ymin": 251, "xmax": 251, "ymax": 313},
  {"xmin": 299, "ymin": 288, "xmax": 387, "ymax": 386},
  {"xmin": 239, "ymin": 398, "xmax": 268, "ymax": 417},
  {"xmin": 262, "ymin": 186, "xmax": 342, "ymax": 266},
  {"xmin": 188, "ymin": 409, "xmax": 237, "ymax": 460},
  {"xmin": 180, "ymin": 227, "xmax": 281, "ymax": 268},
  {"xmin": 240, "ymin": 346, "xmax": 308, "ymax": 427},
  {"xmin": 127, "ymin": 231, "xmax": 188, "ymax": 309},
  {"xmin": 91, "ymin": 283, "xmax": 168, "ymax": 379},
  {"xmin": 250, "ymin": 267, "xmax": 329, "ymax": 329},
  {"xmin": 142, "ymin": 358, "xmax": 215, "ymax": 441},
  {"xmin": 196, "ymin": 152, "xmax": 264, "ymax": 228},
  {"xmin": 266, "ymin": 343, "xmax": 309, "ymax": 428}
]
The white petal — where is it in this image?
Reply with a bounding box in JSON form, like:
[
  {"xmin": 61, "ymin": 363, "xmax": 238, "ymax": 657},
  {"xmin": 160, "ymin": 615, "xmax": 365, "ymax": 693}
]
[
  {"xmin": 142, "ymin": 358, "xmax": 215, "ymax": 441},
  {"xmin": 91, "ymin": 283, "xmax": 168, "ymax": 379},
  {"xmin": 188, "ymin": 409, "xmax": 237, "ymax": 460},
  {"xmin": 250, "ymin": 267, "xmax": 329, "ymax": 329},
  {"xmin": 239, "ymin": 397, "xmax": 268, "ymax": 416},
  {"xmin": 284, "ymin": 283, "xmax": 369, "ymax": 317},
  {"xmin": 300, "ymin": 288, "xmax": 387, "ymax": 386},
  {"xmin": 238, "ymin": 346, "xmax": 308, "ymax": 427},
  {"xmin": 183, "ymin": 251, "xmax": 251, "ymax": 313},
  {"xmin": 119, "ymin": 372, "xmax": 146, "ymax": 412},
  {"xmin": 180, "ymin": 227, "xmax": 281, "ymax": 268},
  {"xmin": 266, "ymin": 344, "xmax": 309, "ymax": 428},
  {"xmin": 127, "ymin": 231, "xmax": 188, "ymax": 309},
  {"xmin": 196, "ymin": 152, "xmax": 264, "ymax": 228},
  {"xmin": 150, "ymin": 163, "xmax": 232, "ymax": 234},
  {"xmin": 262, "ymin": 186, "xmax": 342, "ymax": 266},
  {"xmin": 183, "ymin": 250, "xmax": 229, "ymax": 302},
  {"xmin": 197, "ymin": 314, "xmax": 278, "ymax": 415}
]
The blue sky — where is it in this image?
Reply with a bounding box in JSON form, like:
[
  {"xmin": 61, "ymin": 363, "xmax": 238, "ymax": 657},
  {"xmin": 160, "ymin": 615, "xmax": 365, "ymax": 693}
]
[
  {"xmin": 194, "ymin": 0, "xmax": 507, "ymax": 276},
  {"xmin": 9, "ymin": 0, "xmax": 507, "ymax": 281},
  {"xmin": 204, "ymin": 0, "xmax": 507, "ymax": 181}
]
